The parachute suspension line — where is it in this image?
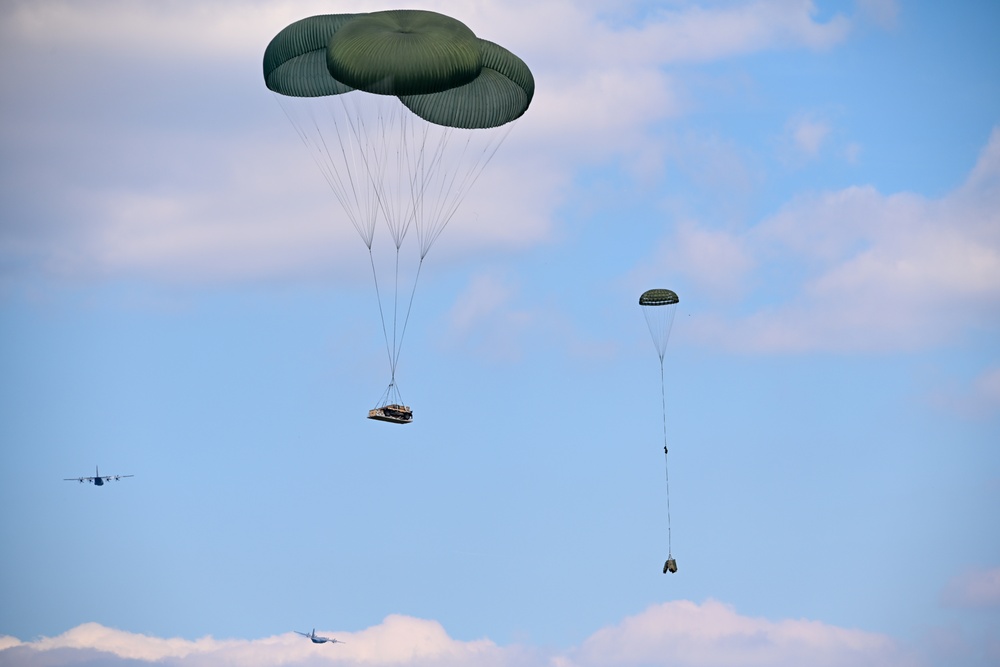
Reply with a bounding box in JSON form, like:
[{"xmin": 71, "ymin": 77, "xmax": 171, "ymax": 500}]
[
  {"xmin": 329, "ymin": 96, "xmax": 402, "ymax": 386},
  {"xmin": 374, "ymin": 377, "xmax": 404, "ymax": 411},
  {"xmin": 374, "ymin": 101, "xmax": 411, "ymax": 249},
  {"xmin": 279, "ymin": 96, "xmax": 519, "ymax": 409},
  {"xmin": 368, "ymin": 247, "xmax": 394, "ymax": 373},
  {"xmin": 416, "ymin": 127, "xmax": 464, "ymax": 258},
  {"xmin": 376, "ymin": 248, "xmax": 405, "ymax": 413},
  {"xmin": 274, "ymin": 95, "xmax": 374, "ymax": 246},
  {"xmin": 328, "ymin": 93, "xmax": 396, "ymax": 249},
  {"xmin": 328, "ymin": 97, "xmax": 377, "ymax": 245},
  {"xmin": 329, "ymin": 95, "xmax": 409, "ymax": 391},
  {"xmin": 410, "ymin": 120, "xmax": 439, "ymax": 258},
  {"xmin": 350, "ymin": 99, "xmax": 386, "ymax": 248},
  {"xmin": 323, "ymin": 95, "xmax": 428, "ymax": 403},
  {"xmin": 323, "ymin": 98, "xmax": 371, "ymax": 245},
  {"xmin": 660, "ymin": 357, "xmax": 672, "ymax": 558},
  {"xmin": 391, "ymin": 243, "xmax": 402, "ymax": 381},
  {"xmin": 391, "ymin": 256, "xmax": 424, "ymax": 375},
  {"xmin": 415, "ymin": 121, "xmax": 517, "ymax": 259}
]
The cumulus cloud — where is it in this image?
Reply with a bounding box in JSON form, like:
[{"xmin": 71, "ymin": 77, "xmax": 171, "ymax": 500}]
[
  {"xmin": 646, "ymin": 220, "xmax": 756, "ymax": 299},
  {"xmin": 30, "ymin": 622, "xmax": 239, "ymax": 662},
  {"xmin": 0, "ymin": 603, "xmax": 925, "ymax": 667},
  {"xmin": 972, "ymin": 368, "xmax": 1000, "ymax": 413},
  {"xmin": 925, "ymin": 365, "xmax": 1000, "ymax": 419},
  {"xmin": 788, "ymin": 116, "xmax": 832, "ymax": 159},
  {"xmin": 856, "ymin": 0, "xmax": 900, "ymax": 29},
  {"xmin": 592, "ymin": 0, "xmax": 852, "ymax": 63},
  {"xmin": 0, "ymin": 0, "xmax": 872, "ymax": 285},
  {"xmin": 444, "ymin": 271, "xmax": 550, "ymax": 362},
  {"xmin": 443, "ymin": 269, "xmax": 619, "ymax": 362},
  {"xmin": 0, "ymin": 0, "xmax": 401, "ymax": 64},
  {"xmin": 0, "ymin": 616, "xmax": 521, "ymax": 667},
  {"xmin": 941, "ymin": 566, "xmax": 1000, "ymax": 610},
  {"xmin": 662, "ymin": 127, "xmax": 1000, "ymax": 352},
  {"xmin": 565, "ymin": 600, "xmax": 921, "ymax": 667}
]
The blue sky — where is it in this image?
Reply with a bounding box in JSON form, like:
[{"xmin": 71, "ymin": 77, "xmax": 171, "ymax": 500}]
[{"xmin": 1, "ymin": 1, "xmax": 998, "ymax": 666}]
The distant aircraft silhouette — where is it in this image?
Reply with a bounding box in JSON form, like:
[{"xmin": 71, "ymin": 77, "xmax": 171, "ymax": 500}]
[
  {"xmin": 295, "ymin": 628, "xmax": 343, "ymax": 644},
  {"xmin": 64, "ymin": 466, "xmax": 133, "ymax": 486}
]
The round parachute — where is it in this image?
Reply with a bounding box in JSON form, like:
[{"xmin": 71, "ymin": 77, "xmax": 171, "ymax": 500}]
[
  {"xmin": 639, "ymin": 288, "xmax": 679, "ymax": 307},
  {"xmin": 639, "ymin": 289, "xmax": 679, "ymax": 362},
  {"xmin": 640, "ymin": 288, "xmax": 680, "ymax": 572},
  {"xmin": 263, "ymin": 11, "xmax": 533, "ymax": 418}
]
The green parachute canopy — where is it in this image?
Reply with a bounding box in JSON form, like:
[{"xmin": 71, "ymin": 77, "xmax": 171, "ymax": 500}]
[
  {"xmin": 263, "ymin": 9, "xmax": 534, "ymax": 129},
  {"xmin": 639, "ymin": 288, "xmax": 680, "ymax": 307},
  {"xmin": 640, "ymin": 289, "xmax": 679, "ymax": 361}
]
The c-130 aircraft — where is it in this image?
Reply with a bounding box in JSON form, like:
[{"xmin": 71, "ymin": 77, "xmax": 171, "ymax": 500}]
[
  {"xmin": 64, "ymin": 466, "xmax": 133, "ymax": 486},
  {"xmin": 295, "ymin": 629, "xmax": 344, "ymax": 644}
]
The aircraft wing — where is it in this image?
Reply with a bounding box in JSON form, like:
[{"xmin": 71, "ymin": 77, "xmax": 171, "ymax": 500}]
[
  {"xmin": 294, "ymin": 631, "xmax": 309, "ymax": 637},
  {"xmin": 64, "ymin": 474, "xmax": 133, "ymax": 482}
]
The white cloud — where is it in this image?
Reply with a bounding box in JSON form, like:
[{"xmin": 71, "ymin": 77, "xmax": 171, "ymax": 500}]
[
  {"xmin": 640, "ymin": 220, "xmax": 756, "ymax": 299},
  {"xmin": 790, "ymin": 116, "xmax": 832, "ymax": 158},
  {"xmin": 0, "ymin": 0, "xmax": 330, "ymax": 62},
  {"xmin": 0, "ymin": 603, "xmax": 926, "ymax": 667},
  {"xmin": 444, "ymin": 271, "xmax": 539, "ymax": 362},
  {"xmin": 0, "ymin": 0, "xmax": 871, "ymax": 285},
  {"xmin": 973, "ymin": 368, "xmax": 1000, "ymax": 412},
  {"xmin": 0, "ymin": 616, "xmax": 521, "ymax": 667},
  {"xmin": 13, "ymin": 140, "xmax": 360, "ymax": 285},
  {"xmin": 448, "ymin": 272, "xmax": 521, "ymax": 336},
  {"xmin": 643, "ymin": 0, "xmax": 852, "ymax": 61},
  {"xmin": 443, "ymin": 270, "xmax": 619, "ymax": 362},
  {"xmin": 566, "ymin": 600, "xmax": 921, "ymax": 667},
  {"xmin": 32, "ymin": 622, "xmax": 234, "ymax": 661},
  {"xmin": 777, "ymin": 113, "xmax": 858, "ymax": 167},
  {"xmin": 844, "ymin": 141, "xmax": 863, "ymax": 164},
  {"xmin": 941, "ymin": 566, "xmax": 1000, "ymax": 610},
  {"xmin": 855, "ymin": 0, "xmax": 900, "ymax": 29},
  {"xmin": 668, "ymin": 127, "xmax": 1000, "ymax": 352}
]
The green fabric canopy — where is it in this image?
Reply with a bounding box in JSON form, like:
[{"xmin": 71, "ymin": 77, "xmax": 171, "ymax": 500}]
[
  {"xmin": 639, "ymin": 289, "xmax": 680, "ymax": 306},
  {"xmin": 263, "ymin": 9, "xmax": 534, "ymax": 129}
]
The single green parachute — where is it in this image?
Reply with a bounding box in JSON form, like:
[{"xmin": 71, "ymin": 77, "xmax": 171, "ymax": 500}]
[
  {"xmin": 639, "ymin": 288, "xmax": 680, "ymax": 573},
  {"xmin": 324, "ymin": 11, "xmax": 481, "ymax": 96},
  {"xmin": 639, "ymin": 288, "xmax": 680, "ymax": 307},
  {"xmin": 264, "ymin": 10, "xmax": 533, "ymax": 421}
]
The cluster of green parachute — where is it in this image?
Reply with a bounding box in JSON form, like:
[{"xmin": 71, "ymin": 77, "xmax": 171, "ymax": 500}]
[
  {"xmin": 263, "ymin": 10, "xmax": 534, "ymax": 415},
  {"xmin": 264, "ymin": 9, "xmax": 534, "ymax": 129}
]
